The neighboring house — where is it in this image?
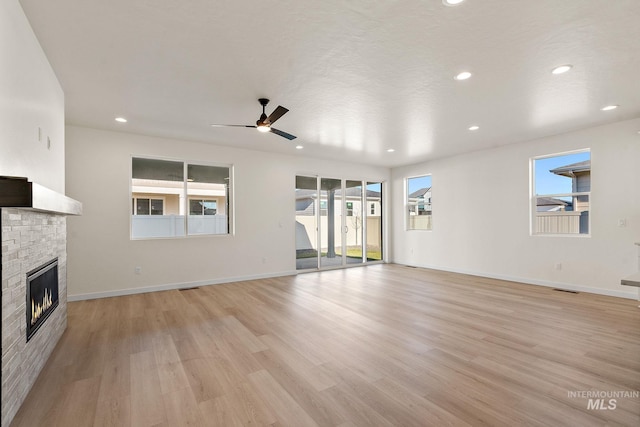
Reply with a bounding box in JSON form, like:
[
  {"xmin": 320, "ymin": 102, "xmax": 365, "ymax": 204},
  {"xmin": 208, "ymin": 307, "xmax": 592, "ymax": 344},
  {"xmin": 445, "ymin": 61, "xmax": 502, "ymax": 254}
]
[
  {"xmin": 131, "ymin": 178, "xmax": 229, "ymax": 238},
  {"xmin": 536, "ymin": 196, "xmax": 571, "ymax": 212},
  {"xmin": 536, "ymin": 160, "xmax": 590, "ymax": 234},
  {"xmin": 295, "ymin": 187, "xmax": 382, "ymax": 217},
  {"xmin": 548, "ymin": 159, "xmax": 590, "ymax": 213},
  {"xmin": 295, "ymin": 187, "xmax": 382, "ymax": 253},
  {"xmin": 132, "ymin": 179, "xmax": 227, "ymax": 217},
  {"xmin": 408, "ymin": 187, "xmax": 432, "ymax": 216}
]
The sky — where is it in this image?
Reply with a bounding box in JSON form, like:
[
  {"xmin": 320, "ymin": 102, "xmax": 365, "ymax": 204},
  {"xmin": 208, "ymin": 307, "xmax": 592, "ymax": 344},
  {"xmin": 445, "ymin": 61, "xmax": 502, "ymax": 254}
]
[
  {"xmin": 534, "ymin": 151, "xmax": 590, "ymax": 195},
  {"xmin": 367, "ymin": 182, "xmax": 382, "ymax": 193},
  {"xmin": 407, "ymin": 175, "xmax": 432, "ymax": 194}
]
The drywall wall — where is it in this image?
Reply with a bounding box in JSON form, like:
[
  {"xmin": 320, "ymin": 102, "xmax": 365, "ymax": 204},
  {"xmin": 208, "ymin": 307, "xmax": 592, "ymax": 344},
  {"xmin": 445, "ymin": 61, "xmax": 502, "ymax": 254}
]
[
  {"xmin": 65, "ymin": 126, "xmax": 389, "ymax": 299},
  {"xmin": 0, "ymin": 0, "xmax": 65, "ymax": 193},
  {"xmin": 391, "ymin": 118, "xmax": 640, "ymax": 298},
  {"xmin": 1, "ymin": 3, "xmax": 67, "ymax": 426}
]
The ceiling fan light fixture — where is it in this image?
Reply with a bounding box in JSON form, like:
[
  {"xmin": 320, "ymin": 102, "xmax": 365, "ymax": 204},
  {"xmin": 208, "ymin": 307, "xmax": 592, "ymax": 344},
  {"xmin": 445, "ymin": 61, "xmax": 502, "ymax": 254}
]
[
  {"xmin": 256, "ymin": 124, "xmax": 271, "ymax": 133},
  {"xmin": 443, "ymin": 0, "xmax": 465, "ymax": 6}
]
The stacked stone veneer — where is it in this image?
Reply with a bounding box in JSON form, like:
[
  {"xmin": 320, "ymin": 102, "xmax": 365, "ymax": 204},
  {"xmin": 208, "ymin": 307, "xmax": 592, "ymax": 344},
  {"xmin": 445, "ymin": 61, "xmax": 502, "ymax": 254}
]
[{"xmin": 1, "ymin": 208, "xmax": 67, "ymax": 427}]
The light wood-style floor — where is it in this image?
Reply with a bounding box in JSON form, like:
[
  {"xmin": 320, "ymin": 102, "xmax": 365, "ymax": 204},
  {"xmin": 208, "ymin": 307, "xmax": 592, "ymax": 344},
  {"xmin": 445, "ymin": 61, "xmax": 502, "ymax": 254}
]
[{"xmin": 10, "ymin": 264, "xmax": 640, "ymax": 426}]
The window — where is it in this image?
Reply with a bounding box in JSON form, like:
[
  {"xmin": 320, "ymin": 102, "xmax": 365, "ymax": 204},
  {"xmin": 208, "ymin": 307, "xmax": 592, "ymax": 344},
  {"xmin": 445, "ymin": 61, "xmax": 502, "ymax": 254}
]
[
  {"xmin": 406, "ymin": 175, "xmax": 432, "ymax": 230},
  {"xmin": 532, "ymin": 150, "xmax": 590, "ymax": 235},
  {"xmin": 189, "ymin": 199, "xmax": 217, "ymax": 215},
  {"xmin": 370, "ymin": 203, "xmax": 375, "ymax": 215},
  {"xmin": 346, "ymin": 202, "xmax": 353, "ymax": 216},
  {"xmin": 132, "ymin": 197, "xmax": 164, "ymax": 215},
  {"xmin": 131, "ymin": 157, "xmax": 231, "ymax": 238}
]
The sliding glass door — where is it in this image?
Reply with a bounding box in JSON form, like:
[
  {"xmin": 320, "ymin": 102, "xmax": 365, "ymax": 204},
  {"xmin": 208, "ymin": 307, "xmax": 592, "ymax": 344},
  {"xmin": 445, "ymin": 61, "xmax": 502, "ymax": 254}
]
[
  {"xmin": 319, "ymin": 178, "xmax": 342, "ymax": 268},
  {"xmin": 344, "ymin": 180, "xmax": 364, "ymax": 264},
  {"xmin": 295, "ymin": 176, "xmax": 319, "ymax": 270},
  {"xmin": 366, "ymin": 182, "xmax": 383, "ymax": 261},
  {"xmin": 296, "ymin": 176, "xmax": 382, "ymax": 271}
]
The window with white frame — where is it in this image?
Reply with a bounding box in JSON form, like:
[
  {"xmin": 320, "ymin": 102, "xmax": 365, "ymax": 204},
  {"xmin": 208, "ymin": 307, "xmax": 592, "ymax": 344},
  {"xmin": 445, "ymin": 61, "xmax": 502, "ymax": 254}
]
[
  {"xmin": 132, "ymin": 197, "xmax": 164, "ymax": 215},
  {"xmin": 406, "ymin": 175, "xmax": 432, "ymax": 230},
  {"xmin": 189, "ymin": 199, "xmax": 217, "ymax": 215},
  {"xmin": 131, "ymin": 157, "xmax": 231, "ymax": 238},
  {"xmin": 531, "ymin": 150, "xmax": 590, "ymax": 235}
]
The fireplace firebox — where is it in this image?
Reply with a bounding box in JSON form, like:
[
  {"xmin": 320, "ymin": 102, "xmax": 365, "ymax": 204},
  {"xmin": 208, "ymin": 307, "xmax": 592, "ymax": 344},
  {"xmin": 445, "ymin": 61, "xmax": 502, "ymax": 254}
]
[{"xmin": 26, "ymin": 258, "xmax": 59, "ymax": 342}]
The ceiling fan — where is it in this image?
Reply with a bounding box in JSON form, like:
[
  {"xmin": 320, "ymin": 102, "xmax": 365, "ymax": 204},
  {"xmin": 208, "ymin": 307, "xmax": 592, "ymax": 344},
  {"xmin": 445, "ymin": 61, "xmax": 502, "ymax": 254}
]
[{"xmin": 210, "ymin": 98, "xmax": 297, "ymax": 140}]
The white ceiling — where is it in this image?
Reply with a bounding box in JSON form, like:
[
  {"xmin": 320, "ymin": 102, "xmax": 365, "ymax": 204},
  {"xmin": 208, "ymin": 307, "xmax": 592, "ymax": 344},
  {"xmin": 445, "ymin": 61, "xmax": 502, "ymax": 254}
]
[{"xmin": 19, "ymin": 0, "xmax": 640, "ymax": 168}]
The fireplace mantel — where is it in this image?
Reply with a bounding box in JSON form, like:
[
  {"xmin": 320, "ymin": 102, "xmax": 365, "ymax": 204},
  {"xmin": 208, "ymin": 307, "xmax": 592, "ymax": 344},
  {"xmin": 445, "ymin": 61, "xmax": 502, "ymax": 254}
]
[{"xmin": 0, "ymin": 176, "xmax": 82, "ymax": 215}]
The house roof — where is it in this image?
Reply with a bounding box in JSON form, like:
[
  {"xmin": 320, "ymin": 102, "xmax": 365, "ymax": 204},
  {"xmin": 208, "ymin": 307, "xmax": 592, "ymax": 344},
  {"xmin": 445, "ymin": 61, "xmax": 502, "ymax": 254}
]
[
  {"xmin": 408, "ymin": 187, "xmax": 431, "ymax": 198},
  {"xmin": 18, "ymin": 1, "xmax": 640, "ymax": 168},
  {"xmin": 549, "ymin": 160, "xmax": 591, "ymax": 177},
  {"xmin": 536, "ymin": 197, "xmax": 570, "ymax": 207}
]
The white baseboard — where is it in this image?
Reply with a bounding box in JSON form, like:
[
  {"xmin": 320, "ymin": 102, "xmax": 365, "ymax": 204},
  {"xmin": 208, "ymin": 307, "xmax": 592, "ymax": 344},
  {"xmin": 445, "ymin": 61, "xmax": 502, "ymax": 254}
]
[
  {"xmin": 67, "ymin": 270, "xmax": 298, "ymax": 301},
  {"xmin": 396, "ymin": 262, "xmax": 638, "ymax": 300}
]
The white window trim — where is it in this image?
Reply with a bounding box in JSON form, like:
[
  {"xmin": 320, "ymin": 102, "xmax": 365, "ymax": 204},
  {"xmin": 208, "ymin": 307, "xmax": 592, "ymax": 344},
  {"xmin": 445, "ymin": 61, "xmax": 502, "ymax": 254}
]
[
  {"xmin": 530, "ymin": 149, "xmax": 591, "ymax": 237},
  {"xmin": 405, "ymin": 174, "xmax": 433, "ymax": 231},
  {"xmin": 130, "ymin": 155, "xmax": 234, "ymax": 239},
  {"xmin": 132, "ymin": 196, "xmax": 166, "ymax": 215}
]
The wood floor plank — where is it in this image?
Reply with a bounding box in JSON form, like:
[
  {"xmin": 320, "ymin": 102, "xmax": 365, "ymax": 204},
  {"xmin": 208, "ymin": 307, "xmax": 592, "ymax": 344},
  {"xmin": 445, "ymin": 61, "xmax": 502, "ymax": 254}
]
[
  {"xmin": 252, "ymin": 350, "xmax": 345, "ymax": 426},
  {"xmin": 53, "ymin": 375, "xmax": 101, "ymax": 427},
  {"xmin": 93, "ymin": 396, "xmax": 131, "ymax": 427},
  {"xmin": 247, "ymin": 369, "xmax": 319, "ymax": 427},
  {"xmin": 129, "ymin": 351, "xmax": 166, "ymax": 427},
  {"xmin": 198, "ymin": 395, "xmax": 245, "ymax": 427},
  {"xmin": 8, "ymin": 264, "xmax": 640, "ymax": 427},
  {"xmin": 161, "ymin": 387, "xmax": 206, "ymax": 427}
]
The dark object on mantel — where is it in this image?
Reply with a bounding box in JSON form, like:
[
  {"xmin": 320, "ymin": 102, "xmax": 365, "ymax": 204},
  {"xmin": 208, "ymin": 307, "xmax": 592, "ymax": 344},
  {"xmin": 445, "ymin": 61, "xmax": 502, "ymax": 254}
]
[
  {"xmin": 0, "ymin": 176, "xmax": 32, "ymax": 207},
  {"xmin": 0, "ymin": 176, "xmax": 82, "ymax": 215}
]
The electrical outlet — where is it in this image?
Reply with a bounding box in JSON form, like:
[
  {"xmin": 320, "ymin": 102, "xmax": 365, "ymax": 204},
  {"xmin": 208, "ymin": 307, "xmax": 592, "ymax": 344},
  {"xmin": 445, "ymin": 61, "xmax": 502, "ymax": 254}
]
[
  {"xmin": 555, "ymin": 263, "xmax": 562, "ymax": 271},
  {"xmin": 134, "ymin": 266, "xmax": 142, "ymax": 274}
]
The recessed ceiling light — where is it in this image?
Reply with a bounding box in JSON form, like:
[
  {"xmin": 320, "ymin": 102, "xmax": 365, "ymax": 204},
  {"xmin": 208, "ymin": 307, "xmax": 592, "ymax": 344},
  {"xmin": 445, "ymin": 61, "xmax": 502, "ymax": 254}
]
[
  {"xmin": 551, "ymin": 65, "xmax": 573, "ymax": 75},
  {"xmin": 601, "ymin": 105, "xmax": 618, "ymax": 111},
  {"xmin": 295, "ymin": 145, "xmax": 303, "ymax": 150},
  {"xmin": 115, "ymin": 117, "xmax": 127, "ymax": 123},
  {"xmin": 468, "ymin": 125, "xmax": 479, "ymax": 131},
  {"xmin": 387, "ymin": 148, "xmax": 395, "ymax": 153},
  {"xmin": 443, "ymin": 0, "xmax": 465, "ymax": 6},
  {"xmin": 454, "ymin": 71, "xmax": 472, "ymax": 81}
]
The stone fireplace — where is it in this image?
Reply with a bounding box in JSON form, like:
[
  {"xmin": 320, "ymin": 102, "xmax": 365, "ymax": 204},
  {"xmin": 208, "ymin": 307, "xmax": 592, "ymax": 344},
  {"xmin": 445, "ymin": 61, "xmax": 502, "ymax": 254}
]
[{"xmin": 1, "ymin": 177, "xmax": 81, "ymax": 427}]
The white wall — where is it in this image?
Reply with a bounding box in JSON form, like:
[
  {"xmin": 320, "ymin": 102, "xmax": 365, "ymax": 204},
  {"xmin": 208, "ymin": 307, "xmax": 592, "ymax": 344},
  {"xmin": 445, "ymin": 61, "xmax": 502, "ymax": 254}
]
[
  {"xmin": 0, "ymin": 0, "xmax": 65, "ymax": 192},
  {"xmin": 65, "ymin": 126, "xmax": 389, "ymax": 299},
  {"xmin": 391, "ymin": 118, "xmax": 640, "ymax": 298}
]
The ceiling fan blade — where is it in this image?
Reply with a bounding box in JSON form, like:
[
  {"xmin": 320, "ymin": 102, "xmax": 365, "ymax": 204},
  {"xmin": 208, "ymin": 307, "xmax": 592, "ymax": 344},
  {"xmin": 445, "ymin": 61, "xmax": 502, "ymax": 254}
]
[
  {"xmin": 210, "ymin": 124, "xmax": 256, "ymax": 128},
  {"xmin": 270, "ymin": 128, "xmax": 297, "ymax": 140},
  {"xmin": 266, "ymin": 106, "xmax": 289, "ymax": 125}
]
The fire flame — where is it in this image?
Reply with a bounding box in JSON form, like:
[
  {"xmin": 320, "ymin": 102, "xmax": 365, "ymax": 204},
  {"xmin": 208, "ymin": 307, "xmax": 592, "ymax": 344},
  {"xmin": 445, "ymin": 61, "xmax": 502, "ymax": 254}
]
[{"xmin": 31, "ymin": 289, "xmax": 53, "ymax": 325}]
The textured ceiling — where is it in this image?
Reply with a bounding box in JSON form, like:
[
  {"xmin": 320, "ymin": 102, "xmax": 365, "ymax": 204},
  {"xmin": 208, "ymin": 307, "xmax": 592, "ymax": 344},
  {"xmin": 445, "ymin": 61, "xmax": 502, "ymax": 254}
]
[{"xmin": 19, "ymin": 0, "xmax": 640, "ymax": 167}]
